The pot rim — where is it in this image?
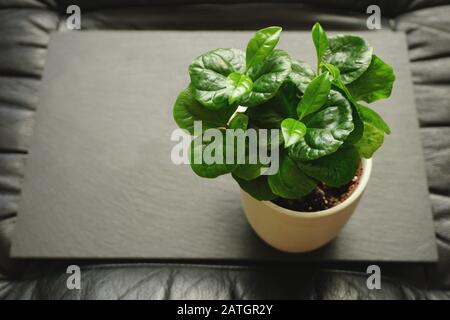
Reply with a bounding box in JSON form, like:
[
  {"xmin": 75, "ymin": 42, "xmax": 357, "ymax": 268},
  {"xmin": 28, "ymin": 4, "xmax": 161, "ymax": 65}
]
[{"xmin": 256, "ymin": 158, "xmax": 372, "ymax": 218}]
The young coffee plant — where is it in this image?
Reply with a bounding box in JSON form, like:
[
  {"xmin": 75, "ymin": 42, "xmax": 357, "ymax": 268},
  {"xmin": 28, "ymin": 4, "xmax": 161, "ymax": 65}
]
[{"xmin": 173, "ymin": 23, "xmax": 395, "ymax": 202}]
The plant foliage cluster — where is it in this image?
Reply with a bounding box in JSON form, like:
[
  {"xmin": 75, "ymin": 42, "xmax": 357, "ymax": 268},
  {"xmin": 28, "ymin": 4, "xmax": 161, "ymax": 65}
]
[{"xmin": 173, "ymin": 23, "xmax": 395, "ymax": 201}]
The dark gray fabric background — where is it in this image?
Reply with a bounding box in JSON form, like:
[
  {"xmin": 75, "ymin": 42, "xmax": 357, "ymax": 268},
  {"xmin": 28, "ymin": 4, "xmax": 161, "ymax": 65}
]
[{"xmin": 0, "ymin": 0, "xmax": 449, "ymax": 299}]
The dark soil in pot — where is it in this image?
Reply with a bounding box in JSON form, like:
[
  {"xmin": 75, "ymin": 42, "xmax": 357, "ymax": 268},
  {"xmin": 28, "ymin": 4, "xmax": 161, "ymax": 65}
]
[{"xmin": 271, "ymin": 163, "xmax": 363, "ymax": 212}]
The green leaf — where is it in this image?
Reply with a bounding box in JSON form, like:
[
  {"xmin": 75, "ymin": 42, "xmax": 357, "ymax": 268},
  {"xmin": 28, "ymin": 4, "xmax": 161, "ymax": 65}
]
[
  {"xmin": 353, "ymin": 104, "xmax": 390, "ymax": 158},
  {"xmin": 240, "ymin": 49, "xmax": 292, "ymax": 107},
  {"xmin": 229, "ymin": 113, "xmax": 249, "ymax": 130},
  {"xmin": 289, "ymin": 90, "xmax": 354, "ymax": 161},
  {"xmin": 344, "ymin": 103, "xmax": 364, "ymax": 145},
  {"xmin": 358, "ymin": 104, "xmax": 391, "ymax": 134},
  {"xmin": 347, "ymin": 55, "xmax": 395, "ymax": 103},
  {"xmin": 233, "ymin": 163, "xmax": 263, "ymax": 181},
  {"xmin": 189, "ymin": 48, "xmax": 245, "ymax": 110},
  {"xmin": 233, "ymin": 174, "xmax": 277, "ymax": 201},
  {"xmin": 321, "ymin": 62, "xmax": 354, "ymax": 101},
  {"xmin": 312, "ymin": 22, "xmax": 328, "ymax": 69},
  {"xmin": 189, "ymin": 131, "xmax": 237, "ymax": 178},
  {"xmin": 173, "ymin": 86, "xmax": 236, "ymax": 135},
  {"xmin": 226, "ymin": 72, "xmax": 253, "ymax": 105},
  {"xmin": 246, "ymin": 26, "xmax": 282, "ymax": 71},
  {"xmin": 289, "ymin": 60, "xmax": 316, "ymax": 93},
  {"xmin": 297, "ymin": 72, "xmax": 331, "ymax": 119},
  {"xmin": 317, "ymin": 66, "xmax": 364, "ymax": 146},
  {"xmin": 297, "ymin": 147, "xmax": 360, "ymax": 187},
  {"xmin": 247, "ymin": 82, "xmax": 299, "ymax": 129},
  {"xmin": 321, "ymin": 63, "xmax": 340, "ymax": 81},
  {"xmin": 281, "ymin": 118, "xmax": 307, "ymax": 148},
  {"xmin": 323, "ymin": 35, "xmax": 373, "ymax": 84},
  {"xmin": 354, "ymin": 122, "xmax": 384, "ymax": 158},
  {"xmin": 268, "ymin": 154, "xmax": 317, "ymax": 199}
]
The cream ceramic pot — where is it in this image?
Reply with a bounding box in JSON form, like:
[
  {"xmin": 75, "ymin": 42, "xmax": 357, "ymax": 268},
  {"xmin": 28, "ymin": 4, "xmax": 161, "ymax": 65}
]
[{"xmin": 240, "ymin": 159, "xmax": 372, "ymax": 253}]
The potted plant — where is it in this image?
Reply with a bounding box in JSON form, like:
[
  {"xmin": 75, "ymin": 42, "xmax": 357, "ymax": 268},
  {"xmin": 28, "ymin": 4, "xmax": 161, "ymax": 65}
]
[{"xmin": 173, "ymin": 23, "xmax": 395, "ymax": 252}]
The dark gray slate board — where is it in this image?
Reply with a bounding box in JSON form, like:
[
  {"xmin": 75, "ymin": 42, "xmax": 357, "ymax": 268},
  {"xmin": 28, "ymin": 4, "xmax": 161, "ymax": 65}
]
[{"xmin": 11, "ymin": 31, "xmax": 437, "ymax": 262}]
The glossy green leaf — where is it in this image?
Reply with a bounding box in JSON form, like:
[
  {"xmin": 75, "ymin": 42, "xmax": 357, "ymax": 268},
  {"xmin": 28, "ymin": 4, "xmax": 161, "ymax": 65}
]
[
  {"xmin": 232, "ymin": 127, "xmax": 279, "ymax": 181},
  {"xmin": 312, "ymin": 22, "xmax": 328, "ymax": 68},
  {"xmin": 289, "ymin": 60, "xmax": 316, "ymax": 93},
  {"xmin": 353, "ymin": 104, "xmax": 390, "ymax": 158},
  {"xmin": 189, "ymin": 48, "xmax": 245, "ymax": 110},
  {"xmin": 240, "ymin": 49, "xmax": 292, "ymax": 107},
  {"xmin": 358, "ymin": 104, "xmax": 391, "ymax": 134},
  {"xmin": 173, "ymin": 86, "xmax": 237, "ymax": 135},
  {"xmin": 189, "ymin": 131, "xmax": 237, "ymax": 178},
  {"xmin": 268, "ymin": 154, "xmax": 317, "ymax": 199},
  {"xmin": 297, "ymin": 147, "xmax": 360, "ymax": 187},
  {"xmin": 354, "ymin": 122, "xmax": 384, "ymax": 158},
  {"xmin": 318, "ymin": 66, "xmax": 364, "ymax": 146},
  {"xmin": 229, "ymin": 113, "xmax": 249, "ymax": 130},
  {"xmin": 246, "ymin": 26, "xmax": 282, "ymax": 71},
  {"xmin": 347, "ymin": 55, "xmax": 395, "ymax": 103},
  {"xmin": 289, "ymin": 90, "xmax": 354, "ymax": 161},
  {"xmin": 247, "ymin": 82, "xmax": 299, "ymax": 129},
  {"xmin": 281, "ymin": 118, "xmax": 307, "ymax": 148},
  {"xmin": 233, "ymin": 174, "xmax": 277, "ymax": 201},
  {"xmin": 297, "ymin": 72, "xmax": 331, "ymax": 119},
  {"xmin": 226, "ymin": 72, "xmax": 253, "ymax": 105},
  {"xmin": 323, "ymin": 35, "xmax": 373, "ymax": 84}
]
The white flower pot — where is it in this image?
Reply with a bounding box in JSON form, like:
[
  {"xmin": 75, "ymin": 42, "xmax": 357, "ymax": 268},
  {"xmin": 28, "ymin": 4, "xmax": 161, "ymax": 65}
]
[{"xmin": 240, "ymin": 158, "xmax": 372, "ymax": 253}]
